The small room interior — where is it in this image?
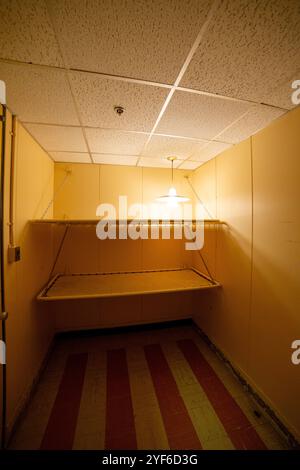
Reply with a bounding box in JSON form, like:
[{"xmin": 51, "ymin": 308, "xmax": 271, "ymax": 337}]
[{"xmin": 0, "ymin": 0, "xmax": 300, "ymax": 452}]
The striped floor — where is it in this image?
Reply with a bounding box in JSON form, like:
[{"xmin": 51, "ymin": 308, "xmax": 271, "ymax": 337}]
[{"xmin": 10, "ymin": 325, "xmax": 289, "ymax": 450}]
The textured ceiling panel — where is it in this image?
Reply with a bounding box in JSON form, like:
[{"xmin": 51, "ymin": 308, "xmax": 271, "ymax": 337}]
[
  {"xmin": 261, "ymin": 75, "xmax": 300, "ymax": 110},
  {"xmin": 191, "ymin": 141, "xmax": 232, "ymax": 162},
  {"xmin": 47, "ymin": 0, "xmax": 213, "ymax": 83},
  {"xmin": 157, "ymin": 91, "xmax": 251, "ymax": 140},
  {"xmin": 138, "ymin": 157, "xmax": 182, "ymax": 168},
  {"xmin": 178, "ymin": 160, "xmax": 202, "ymax": 170},
  {"xmin": 181, "ymin": 0, "xmax": 300, "ymax": 108},
  {"xmin": 50, "ymin": 152, "xmax": 91, "ymax": 163},
  {"xmin": 0, "ymin": 0, "xmax": 63, "ymax": 66},
  {"xmin": 85, "ymin": 128, "xmax": 148, "ymax": 155},
  {"xmin": 92, "ymin": 154, "xmax": 138, "ymax": 166},
  {"xmin": 218, "ymin": 105, "xmax": 286, "ymax": 144},
  {"xmin": 69, "ymin": 71, "xmax": 168, "ymax": 131},
  {"xmin": 142, "ymin": 134, "xmax": 207, "ymax": 159},
  {"xmin": 0, "ymin": 62, "xmax": 79, "ymax": 125},
  {"xmin": 25, "ymin": 124, "xmax": 87, "ymax": 152}
]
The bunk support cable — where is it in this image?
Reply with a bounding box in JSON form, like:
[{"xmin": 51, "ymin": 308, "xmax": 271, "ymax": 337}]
[
  {"xmin": 48, "ymin": 223, "xmax": 70, "ymax": 280},
  {"xmin": 184, "ymin": 175, "xmax": 219, "ymax": 284}
]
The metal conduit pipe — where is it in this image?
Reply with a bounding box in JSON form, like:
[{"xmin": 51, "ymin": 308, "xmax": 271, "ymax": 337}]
[{"xmin": 0, "ymin": 106, "xmax": 8, "ymax": 450}]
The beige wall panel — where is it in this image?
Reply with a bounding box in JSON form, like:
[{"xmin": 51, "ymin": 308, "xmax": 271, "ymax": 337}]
[
  {"xmin": 191, "ymin": 109, "xmax": 300, "ymax": 440},
  {"xmin": 54, "ymin": 163, "xmax": 192, "ymax": 221},
  {"xmin": 190, "ymin": 160, "xmax": 218, "ymax": 278},
  {"xmin": 99, "ymin": 165, "xmax": 142, "ymax": 218},
  {"xmin": 192, "ymin": 140, "xmax": 252, "ymax": 375},
  {"xmin": 51, "ymin": 231, "xmax": 190, "ymax": 278},
  {"xmin": 99, "ymin": 296, "xmax": 142, "ymax": 328},
  {"xmin": 53, "ymin": 225, "xmax": 100, "ymax": 275},
  {"xmin": 191, "ymin": 159, "xmax": 217, "ymax": 218},
  {"xmin": 98, "ymin": 238, "xmax": 142, "ymax": 274},
  {"xmin": 190, "ymin": 160, "xmax": 218, "ymax": 326},
  {"xmin": 51, "ymin": 224, "xmax": 69, "ymax": 274},
  {"xmin": 54, "ymin": 163, "xmax": 100, "ymax": 219},
  {"xmin": 51, "ymin": 279, "xmax": 195, "ymax": 332},
  {"xmin": 53, "ymin": 299, "xmax": 101, "ymax": 331},
  {"xmin": 249, "ymin": 107, "xmax": 300, "ymax": 439},
  {"xmin": 142, "ymin": 237, "xmax": 187, "ymax": 271},
  {"xmin": 3, "ymin": 114, "xmax": 55, "ymax": 433},
  {"xmin": 14, "ymin": 123, "xmax": 54, "ymax": 241},
  {"xmin": 141, "ymin": 292, "xmax": 194, "ymax": 323},
  {"xmin": 51, "ymin": 162, "xmax": 195, "ymax": 282},
  {"xmin": 212, "ymin": 140, "xmax": 252, "ymax": 373},
  {"xmin": 192, "ymin": 225, "xmax": 218, "ymax": 278},
  {"xmin": 52, "ymin": 228, "xmax": 143, "ymax": 275},
  {"xmin": 53, "ymin": 291, "xmax": 193, "ymax": 332}
]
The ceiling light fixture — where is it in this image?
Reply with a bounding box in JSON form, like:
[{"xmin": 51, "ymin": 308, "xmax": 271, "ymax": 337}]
[{"xmin": 156, "ymin": 156, "xmax": 190, "ymax": 203}]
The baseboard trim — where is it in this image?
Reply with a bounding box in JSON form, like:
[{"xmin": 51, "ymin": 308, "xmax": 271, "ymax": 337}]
[{"xmin": 192, "ymin": 322, "xmax": 300, "ymax": 449}]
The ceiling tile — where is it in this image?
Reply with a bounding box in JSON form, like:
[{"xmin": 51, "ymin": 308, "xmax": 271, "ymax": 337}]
[
  {"xmin": 69, "ymin": 71, "xmax": 168, "ymax": 131},
  {"xmin": 92, "ymin": 154, "xmax": 138, "ymax": 166},
  {"xmin": 85, "ymin": 128, "xmax": 148, "ymax": 155},
  {"xmin": 157, "ymin": 90, "xmax": 251, "ymax": 140},
  {"xmin": 262, "ymin": 75, "xmax": 300, "ymax": 110},
  {"xmin": 50, "ymin": 152, "xmax": 91, "ymax": 163},
  {"xmin": 47, "ymin": 0, "xmax": 213, "ymax": 83},
  {"xmin": 181, "ymin": 0, "xmax": 300, "ymax": 108},
  {"xmin": 0, "ymin": 62, "xmax": 79, "ymax": 125},
  {"xmin": 0, "ymin": 0, "xmax": 63, "ymax": 66},
  {"xmin": 191, "ymin": 141, "xmax": 232, "ymax": 162},
  {"xmin": 25, "ymin": 124, "xmax": 87, "ymax": 152},
  {"xmin": 177, "ymin": 160, "xmax": 202, "ymax": 170},
  {"xmin": 138, "ymin": 157, "xmax": 182, "ymax": 168},
  {"xmin": 218, "ymin": 105, "xmax": 286, "ymax": 144},
  {"xmin": 143, "ymin": 134, "xmax": 207, "ymax": 159}
]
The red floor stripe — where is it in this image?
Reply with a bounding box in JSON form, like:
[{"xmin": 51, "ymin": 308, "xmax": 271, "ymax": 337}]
[
  {"xmin": 40, "ymin": 353, "xmax": 88, "ymax": 450},
  {"xmin": 177, "ymin": 339, "xmax": 267, "ymax": 450},
  {"xmin": 105, "ymin": 349, "xmax": 137, "ymax": 450},
  {"xmin": 144, "ymin": 344, "xmax": 202, "ymax": 450}
]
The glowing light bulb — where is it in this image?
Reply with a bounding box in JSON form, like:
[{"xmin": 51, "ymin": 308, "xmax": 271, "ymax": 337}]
[{"xmin": 168, "ymin": 187, "xmax": 177, "ymax": 197}]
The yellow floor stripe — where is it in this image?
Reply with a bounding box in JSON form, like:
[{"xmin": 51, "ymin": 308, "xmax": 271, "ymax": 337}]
[
  {"xmin": 127, "ymin": 345, "xmax": 169, "ymax": 450},
  {"xmin": 190, "ymin": 330, "xmax": 289, "ymax": 449},
  {"xmin": 162, "ymin": 341, "xmax": 235, "ymax": 450},
  {"xmin": 73, "ymin": 351, "xmax": 106, "ymax": 450},
  {"xmin": 9, "ymin": 327, "xmax": 289, "ymax": 450}
]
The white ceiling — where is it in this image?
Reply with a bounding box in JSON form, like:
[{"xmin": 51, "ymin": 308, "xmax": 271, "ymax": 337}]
[{"xmin": 0, "ymin": 0, "xmax": 299, "ymax": 170}]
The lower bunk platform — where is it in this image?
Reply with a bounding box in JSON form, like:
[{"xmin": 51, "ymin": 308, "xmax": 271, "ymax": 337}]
[{"xmin": 37, "ymin": 268, "xmax": 219, "ymax": 302}]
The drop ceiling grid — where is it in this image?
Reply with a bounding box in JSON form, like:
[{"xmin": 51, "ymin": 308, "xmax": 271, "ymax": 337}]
[
  {"xmin": 177, "ymin": 105, "xmax": 255, "ymax": 168},
  {"xmin": 43, "ymin": 2, "xmax": 94, "ymax": 164},
  {"xmin": 68, "ymin": 70, "xmax": 170, "ymax": 131},
  {"xmin": 66, "ymin": 69, "xmax": 94, "ymax": 163},
  {"xmin": 135, "ymin": 0, "xmax": 222, "ymax": 166},
  {"xmin": 45, "ymin": 0, "xmax": 215, "ymax": 84},
  {"xmin": 0, "ymin": 0, "xmax": 63, "ymax": 67},
  {"xmin": 0, "ymin": 0, "xmax": 298, "ymax": 170},
  {"xmin": 180, "ymin": 0, "xmax": 300, "ymax": 108}
]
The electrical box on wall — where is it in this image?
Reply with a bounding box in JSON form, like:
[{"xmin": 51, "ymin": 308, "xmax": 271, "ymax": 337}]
[{"xmin": 8, "ymin": 245, "xmax": 21, "ymax": 263}]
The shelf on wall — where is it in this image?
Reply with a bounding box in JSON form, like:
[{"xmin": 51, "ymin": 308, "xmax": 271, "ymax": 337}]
[
  {"xmin": 30, "ymin": 218, "xmax": 222, "ymax": 225},
  {"xmin": 37, "ymin": 268, "xmax": 220, "ymax": 302}
]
